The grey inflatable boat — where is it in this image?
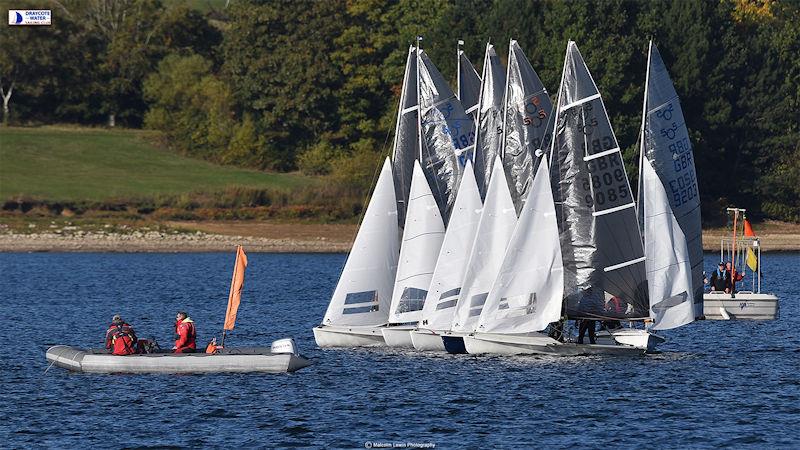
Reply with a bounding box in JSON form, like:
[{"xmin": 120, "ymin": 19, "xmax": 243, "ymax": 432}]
[{"xmin": 46, "ymin": 342, "xmax": 312, "ymax": 374}]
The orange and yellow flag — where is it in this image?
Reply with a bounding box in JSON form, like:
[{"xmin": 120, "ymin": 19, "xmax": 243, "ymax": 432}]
[
  {"xmin": 224, "ymin": 245, "xmax": 248, "ymax": 331},
  {"xmin": 743, "ymin": 219, "xmax": 758, "ymax": 272}
]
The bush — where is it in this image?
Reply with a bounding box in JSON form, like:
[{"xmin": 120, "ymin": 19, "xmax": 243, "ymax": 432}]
[{"xmin": 297, "ymin": 140, "xmax": 341, "ymax": 175}]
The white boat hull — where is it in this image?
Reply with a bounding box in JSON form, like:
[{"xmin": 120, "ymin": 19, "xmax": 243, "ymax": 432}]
[
  {"xmin": 703, "ymin": 292, "xmax": 779, "ymax": 320},
  {"xmin": 381, "ymin": 325, "xmax": 415, "ymax": 348},
  {"xmin": 464, "ymin": 329, "xmax": 659, "ymax": 356},
  {"xmin": 410, "ymin": 329, "xmax": 445, "ymax": 351},
  {"xmin": 313, "ymin": 325, "xmax": 386, "ymax": 348}
]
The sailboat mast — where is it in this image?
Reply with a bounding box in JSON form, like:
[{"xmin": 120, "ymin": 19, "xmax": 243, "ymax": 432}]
[
  {"xmin": 392, "ymin": 46, "xmax": 414, "ymax": 164},
  {"xmin": 549, "ymin": 40, "xmax": 571, "ymax": 223},
  {"xmin": 473, "ymin": 41, "xmax": 491, "ymax": 162},
  {"xmin": 637, "ymin": 40, "xmax": 653, "ymax": 232},
  {"xmin": 416, "ymin": 36, "xmax": 424, "ymax": 161},
  {"xmin": 500, "ymin": 40, "xmax": 512, "ymax": 159},
  {"xmin": 457, "ymin": 39, "xmax": 464, "ymax": 101}
]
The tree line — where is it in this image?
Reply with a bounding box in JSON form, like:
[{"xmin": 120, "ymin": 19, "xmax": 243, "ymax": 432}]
[{"xmin": 1, "ymin": 0, "xmax": 797, "ymax": 223}]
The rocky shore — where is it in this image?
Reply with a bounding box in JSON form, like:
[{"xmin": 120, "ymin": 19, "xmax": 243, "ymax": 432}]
[{"xmin": 0, "ymin": 220, "xmax": 797, "ymax": 253}]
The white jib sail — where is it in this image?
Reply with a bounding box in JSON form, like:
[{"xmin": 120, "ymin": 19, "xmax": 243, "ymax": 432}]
[
  {"xmin": 389, "ymin": 161, "xmax": 446, "ymax": 324},
  {"xmin": 451, "ymin": 155, "xmax": 517, "ymax": 332},
  {"xmin": 477, "ymin": 155, "xmax": 563, "ymax": 334},
  {"xmin": 417, "ymin": 160, "xmax": 482, "ymax": 331},
  {"xmin": 642, "ymin": 157, "xmax": 693, "ymax": 330},
  {"xmin": 321, "ymin": 158, "xmax": 400, "ymax": 327}
]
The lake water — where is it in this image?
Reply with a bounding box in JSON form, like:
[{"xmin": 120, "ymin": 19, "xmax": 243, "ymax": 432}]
[{"xmin": 1, "ymin": 252, "xmax": 798, "ymax": 448}]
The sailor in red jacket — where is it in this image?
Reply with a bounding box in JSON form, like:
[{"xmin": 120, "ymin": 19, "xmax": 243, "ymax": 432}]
[
  {"xmin": 105, "ymin": 314, "xmax": 138, "ymax": 355},
  {"xmin": 173, "ymin": 311, "xmax": 196, "ymax": 353}
]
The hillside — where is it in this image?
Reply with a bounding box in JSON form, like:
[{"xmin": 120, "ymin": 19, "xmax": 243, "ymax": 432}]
[{"xmin": 0, "ymin": 126, "xmax": 310, "ymax": 202}]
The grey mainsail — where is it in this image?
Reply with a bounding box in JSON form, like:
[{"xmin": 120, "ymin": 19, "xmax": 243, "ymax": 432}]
[
  {"xmin": 550, "ymin": 41, "xmax": 649, "ymax": 320},
  {"xmin": 457, "ymin": 44, "xmax": 481, "ymax": 121},
  {"xmin": 473, "ymin": 43, "xmax": 507, "ymax": 200},
  {"xmin": 418, "ymin": 49, "xmax": 474, "ymax": 223},
  {"xmin": 502, "ymin": 40, "xmax": 554, "ymax": 213},
  {"xmin": 391, "ymin": 46, "xmax": 421, "ymax": 228},
  {"xmin": 638, "ymin": 41, "xmax": 703, "ymax": 317}
]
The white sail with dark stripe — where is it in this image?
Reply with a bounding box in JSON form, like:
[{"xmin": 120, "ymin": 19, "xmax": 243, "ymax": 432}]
[
  {"xmin": 638, "ymin": 41, "xmax": 703, "ymax": 320},
  {"xmin": 391, "ymin": 46, "xmax": 420, "ymax": 228},
  {"xmin": 549, "ymin": 41, "xmax": 649, "ymax": 320},
  {"xmin": 321, "ymin": 158, "xmax": 400, "ymax": 327},
  {"xmin": 418, "ymin": 49, "xmax": 475, "ymax": 223},
  {"xmin": 477, "ymin": 155, "xmax": 563, "ymax": 334},
  {"xmin": 388, "ymin": 161, "xmax": 446, "ymax": 324},
  {"xmin": 417, "ymin": 161, "xmax": 483, "ymax": 332},
  {"xmin": 502, "ymin": 40, "xmax": 554, "ymax": 213},
  {"xmin": 451, "ymin": 156, "xmax": 517, "ymax": 332}
]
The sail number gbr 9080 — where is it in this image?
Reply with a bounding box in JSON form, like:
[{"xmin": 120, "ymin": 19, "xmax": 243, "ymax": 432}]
[{"xmin": 579, "ymin": 152, "xmax": 629, "ymax": 209}]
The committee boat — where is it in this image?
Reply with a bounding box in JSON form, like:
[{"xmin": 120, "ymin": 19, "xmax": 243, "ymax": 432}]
[{"xmin": 703, "ymin": 208, "xmax": 779, "ymax": 320}]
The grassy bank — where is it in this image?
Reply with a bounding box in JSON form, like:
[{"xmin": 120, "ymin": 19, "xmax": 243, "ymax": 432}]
[{"xmin": 0, "ymin": 126, "xmax": 309, "ymax": 201}]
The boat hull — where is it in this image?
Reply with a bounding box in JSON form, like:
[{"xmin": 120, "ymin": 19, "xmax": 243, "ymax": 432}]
[
  {"xmin": 313, "ymin": 325, "xmax": 386, "ymax": 348},
  {"xmin": 410, "ymin": 329, "xmax": 445, "ymax": 351},
  {"xmin": 46, "ymin": 345, "xmax": 312, "ymax": 374},
  {"xmin": 595, "ymin": 328, "xmax": 665, "ymax": 351},
  {"xmin": 381, "ymin": 326, "xmax": 414, "ymax": 348},
  {"xmin": 703, "ymin": 292, "xmax": 779, "ymax": 320},
  {"xmin": 464, "ymin": 332, "xmax": 647, "ymax": 356},
  {"xmin": 442, "ymin": 331, "xmax": 468, "ymax": 354}
]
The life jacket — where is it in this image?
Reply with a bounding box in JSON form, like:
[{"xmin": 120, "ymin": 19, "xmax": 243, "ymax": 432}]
[
  {"xmin": 110, "ymin": 324, "xmax": 137, "ymax": 355},
  {"xmin": 175, "ymin": 318, "xmax": 197, "ymax": 353}
]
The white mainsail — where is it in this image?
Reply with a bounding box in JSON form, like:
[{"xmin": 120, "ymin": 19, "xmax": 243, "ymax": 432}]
[
  {"xmin": 473, "ymin": 43, "xmax": 507, "ymax": 200},
  {"xmin": 321, "ymin": 158, "xmax": 400, "ymax": 327},
  {"xmin": 638, "ymin": 41, "xmax": 704, "ymax": 319},
  {"xmin": 391, "ymin": 46, "xmax": 421, "ymax": 228},
  {"xmin": 477, "ymin": 155, "xmax": 563, "ymax": 334},
  {"xmin": 451, "ymin": 156, "xmax": 517, "ymax": 333},
  {"xmin": 418, "ymin": 48, "xmax": 474, "ymax": 223},
  {"xmin": 388, "ymin": 161, "xmax": 446, "ymax": 324},
  {"xmin": 502, "ymin": 39, "xmax": 554, "ymax": 213},
  {"xmin": 417, "ymin": 160, "xmax": 483, "ymax": 332},
  {"xmin": 642, "ymin": 157, "xmax": 693, "ymax": 329},
  {"xmin": 457, "ymin": 42, "xmax": 481, "ymax": 121},
  {"xmin": 549, "ymin": 41, "xmax": 649, "ymax": 320}
]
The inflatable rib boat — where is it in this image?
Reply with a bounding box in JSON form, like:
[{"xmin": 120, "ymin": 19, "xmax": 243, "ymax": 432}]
[{"xmin": 46, "ymin": 343, "xmax": 312, "ymax": 374}]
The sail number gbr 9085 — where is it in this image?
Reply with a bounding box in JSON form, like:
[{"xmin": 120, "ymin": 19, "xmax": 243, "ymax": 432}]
[{"xmin": 579, "ymin": 152, "xmax": 629, "ymax": 209}]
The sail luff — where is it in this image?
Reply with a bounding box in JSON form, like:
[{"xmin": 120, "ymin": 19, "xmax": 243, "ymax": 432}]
[
  {"xmin": 636, "ymin": 40, "xmax": 653, "ymax": 233},
  {"xmin": 500, "ymin": 41, "xmax": 512, "ymax": 159}
]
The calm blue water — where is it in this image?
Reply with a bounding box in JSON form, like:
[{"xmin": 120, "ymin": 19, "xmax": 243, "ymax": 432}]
[{"xmin": 1, "ymin": 252, "xmax": 798, "ymax": 448}]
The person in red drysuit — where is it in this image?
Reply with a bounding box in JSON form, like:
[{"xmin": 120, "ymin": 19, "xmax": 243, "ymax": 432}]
[
  {"xmin": 173, "ymin": 311, "xmax": 196, "ymax": 353},
  {"xmin": 105, "ymin": 314, "xmax": 138, "ymax": 355}
]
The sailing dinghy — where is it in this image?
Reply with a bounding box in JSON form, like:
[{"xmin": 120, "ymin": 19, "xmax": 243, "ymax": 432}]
[
  {"xmin": 47, "ymin": 246, "xmax": 312, "ymax": 373},
  {"xmin": 313, "ymin": 158, "xmax": 400, "ymax": 347},
  {"xmin": 382, "ymin": 161, "xmax": 445, "ymax": 347}
]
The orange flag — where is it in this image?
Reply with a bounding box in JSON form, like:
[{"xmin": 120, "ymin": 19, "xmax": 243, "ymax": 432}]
[
  {"xmin": 744, "ymin": 219, "xmax": 756, "ymax": 237},
  {"xmin": 224, "ymin": 245, "xmax": 248, "ymax": 331}
]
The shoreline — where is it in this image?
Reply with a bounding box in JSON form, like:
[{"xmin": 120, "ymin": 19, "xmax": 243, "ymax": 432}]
[{"xmin": 1, "ymin": 224, "xmax": 798, "ymax": 253}]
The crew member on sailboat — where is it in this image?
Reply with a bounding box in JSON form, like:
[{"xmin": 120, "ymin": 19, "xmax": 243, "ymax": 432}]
[{"xmin": 174, "ymin": 311, "xmax": 197, "ymax": 353}]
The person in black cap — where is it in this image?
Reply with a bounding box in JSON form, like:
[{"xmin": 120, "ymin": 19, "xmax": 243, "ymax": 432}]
[{"xmin": 709, "ymin": 262, "xmax": 729, "ymax": 293}]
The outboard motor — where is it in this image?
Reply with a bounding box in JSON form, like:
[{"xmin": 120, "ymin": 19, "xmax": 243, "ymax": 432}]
[{"xmin": 270, "ymin": 338, "xmax": 298, "ymax": 355}]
